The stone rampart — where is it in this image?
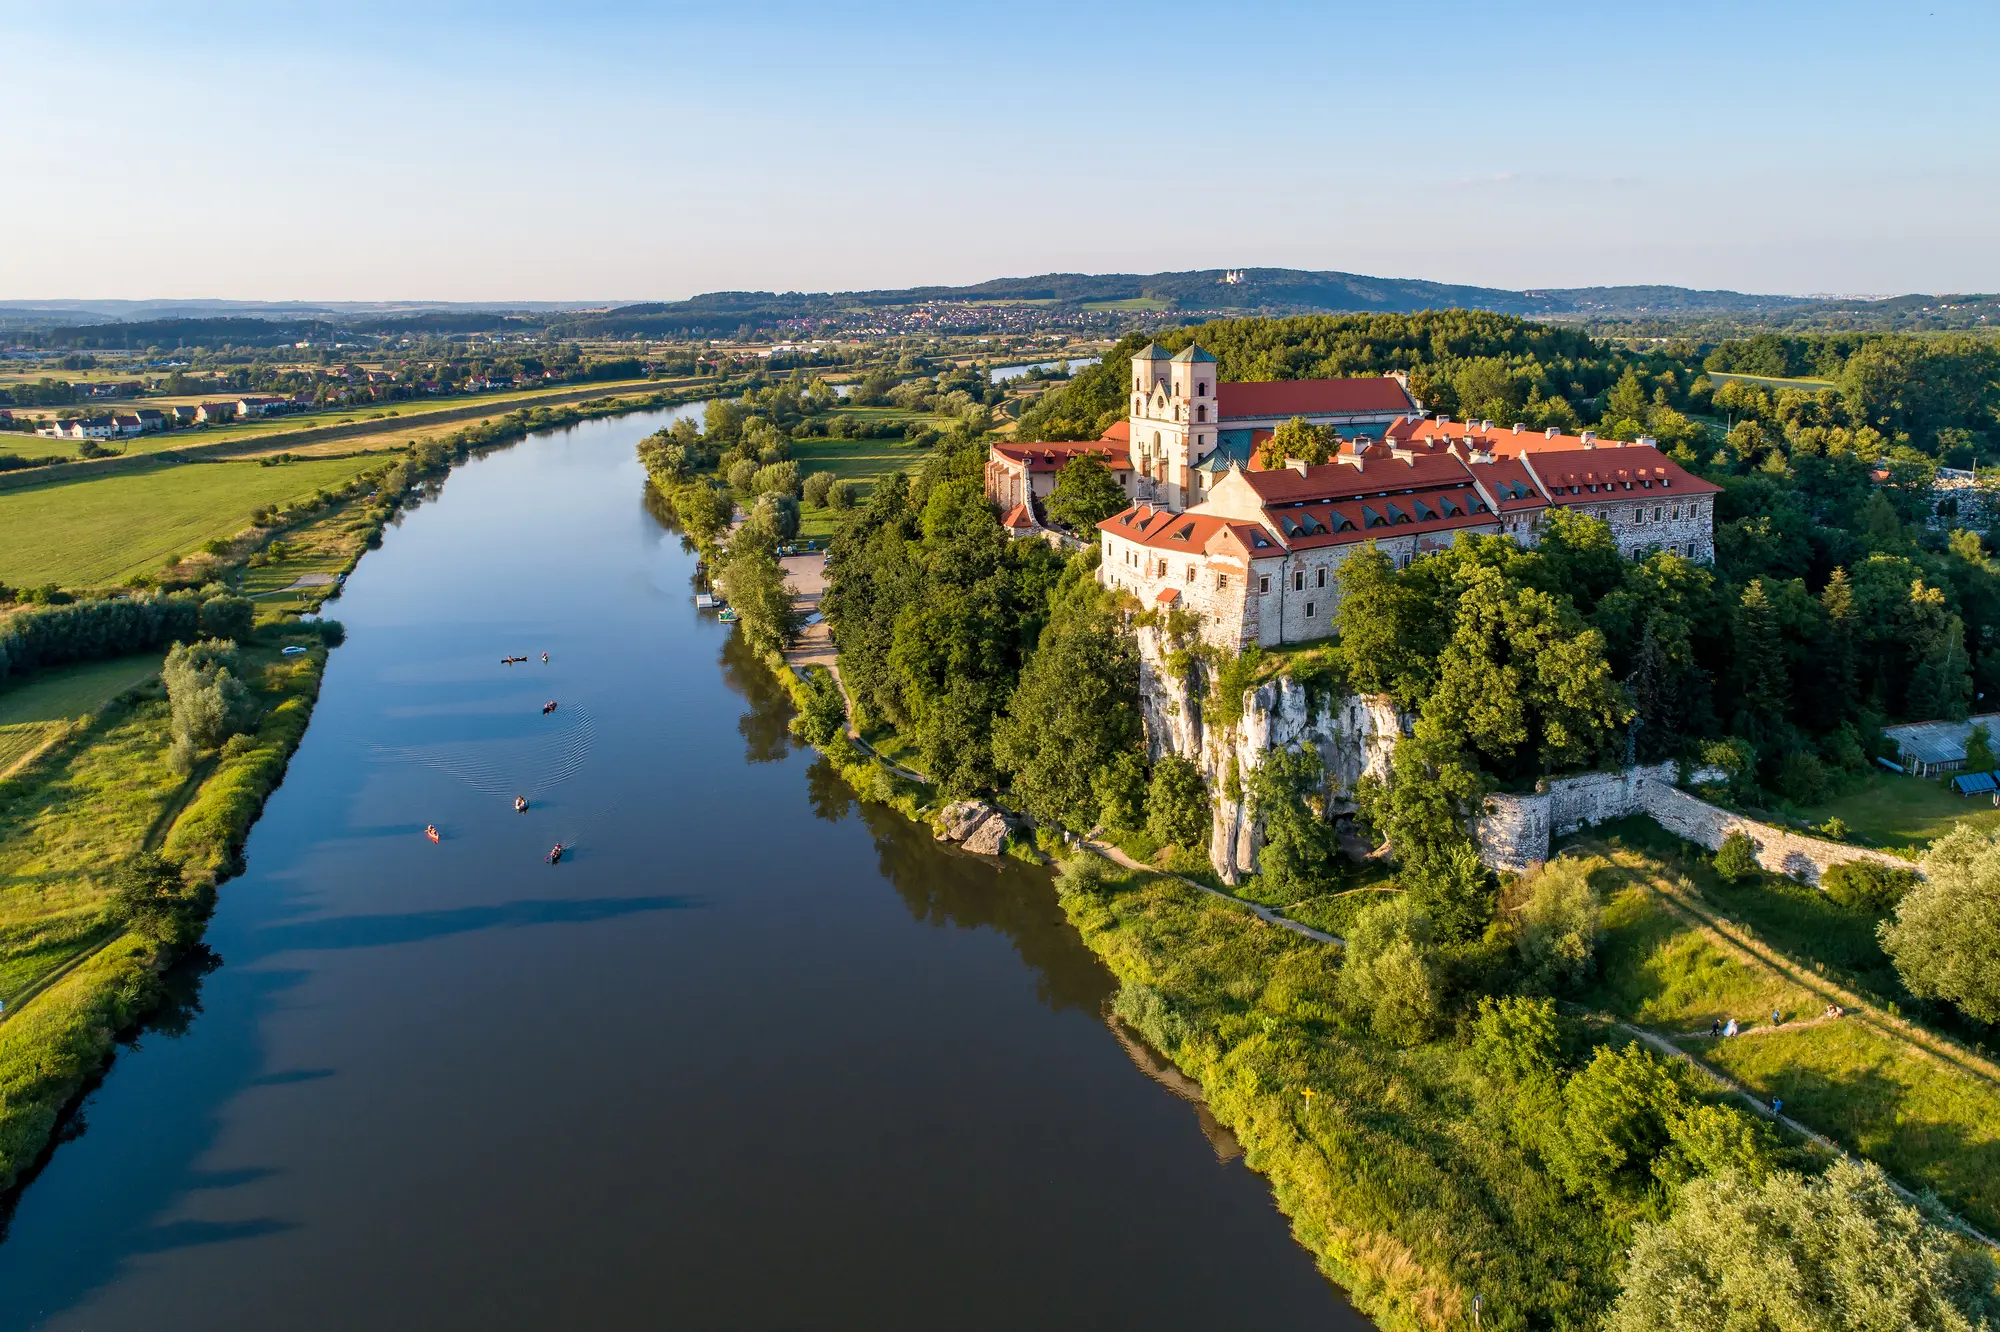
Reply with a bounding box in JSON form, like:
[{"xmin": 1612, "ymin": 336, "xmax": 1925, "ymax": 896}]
[{"xmin": 1477, "ymin": 764, "xmax": 1917, "ymax": 885}]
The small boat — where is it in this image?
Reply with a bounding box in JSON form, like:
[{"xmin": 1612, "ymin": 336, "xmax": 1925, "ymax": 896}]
[
  {"xmin": 542, "ymin": 701, "xmax": 558, "ymax": 715},
  {"xmin": 501, "ymin": 655, "xmax": 528, "ymax": 665},
  {"xmin": 540, "ymin": 653, "xmax": 549, "ymax": 663},
  {"xmin": 716, "ymin": 608, "xmax": 737, "ymax": 623},
  {"xmin": 514, "ymin": 796, "xmax": 528, "ymax": 813},
  {"xmin": 546, "ymin": 844, "xmax": 565, "ymax": 865},
  {"xmin": 424, "ymin": 824, "xmax": 440, "ymax": 844}
]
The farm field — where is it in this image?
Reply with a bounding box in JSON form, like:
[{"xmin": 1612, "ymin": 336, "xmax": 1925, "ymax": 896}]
[
  {"xmin": 0, "ymin": 454, "xmax": 383, "ymax": 587},
  {"xmin": 1706, "ymin": 370, "xmax": 1838, "ymax": 391}
]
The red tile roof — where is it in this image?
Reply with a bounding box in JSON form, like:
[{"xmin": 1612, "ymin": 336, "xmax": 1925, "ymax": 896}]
[
  {"xmin": 1244, "ymin": 452, "xmax": 1477, "ymax": 503},
  {"xmin": 1217, "ymin": 378, "xmax": 1414, "ymax": 420},
  {"xmin": 1521, "ymin": 446, "xmax": 1720, "ymax": 499},
  {"xmin": 991, "ymin": 439, "xmax": 1132, "ymax": 473},
  {"xmin": 1000, "ymin": 503, "xmax": 1037, "ymax": 530}
]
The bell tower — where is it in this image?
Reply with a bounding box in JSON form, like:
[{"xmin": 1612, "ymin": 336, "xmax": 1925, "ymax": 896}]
[{"xmin": 1126, "ymin": 343, "xmax": 1218, "ymax": 510}]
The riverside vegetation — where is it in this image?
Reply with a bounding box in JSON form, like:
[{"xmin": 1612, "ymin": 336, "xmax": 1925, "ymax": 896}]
[
  {"xmin": 672, "ymin": 311, "xmax": 2000, "ymax": 1329},
  {"xmin": 0, "ymin": 383, "xmax": 718, "ymax": 1200}
]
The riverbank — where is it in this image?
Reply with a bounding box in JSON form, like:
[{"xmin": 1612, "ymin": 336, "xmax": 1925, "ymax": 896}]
[{"xmin": 0, "ymin": 387, "xmax": 709, "ymax": 1198}]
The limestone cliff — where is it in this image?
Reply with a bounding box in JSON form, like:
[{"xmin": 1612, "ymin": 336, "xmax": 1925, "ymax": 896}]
[{"xmin": 1135, "ymin": 628, "xmax": 1402, "ymax": 883}]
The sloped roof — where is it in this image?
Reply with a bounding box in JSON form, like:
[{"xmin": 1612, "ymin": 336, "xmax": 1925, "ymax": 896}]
[
  {"xmin": 990, "ymin": 440, "xmax": 1132, "ymax": 473},
  {"xmin": 1170, "ymin": 344, "xmax": 1216, "ymax": 363},
  {"xmin": 1217, "ymin": 378, "xmax": 1414, "ymax": 420},
  {"xmin": 1000, "ymin": 503, "xmax": 1037, "ymax": 530},
  {"xmin": 1522, "ymin": 447, "xmax": 1721, "ymax": 499},
  {"xmin": 1133, "ymin": 342, "xmax": 1170, "ymax": 361},
  {"xmin": 1243, "ymin": 451, "xmax": 1476, "ymax": 503}
]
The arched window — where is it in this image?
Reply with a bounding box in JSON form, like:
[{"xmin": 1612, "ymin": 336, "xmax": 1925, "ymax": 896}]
[
  {"xmin": 1198, "ymin": 382, "xmax": 1208, "ymax": 397},
  {"xmin": 1153, "ymin": 432, "xmax": 1161, "ymax": 448},
  {"xmin": 1197, "ymin": 405, "xmax": 1207, "ymax": 422}
]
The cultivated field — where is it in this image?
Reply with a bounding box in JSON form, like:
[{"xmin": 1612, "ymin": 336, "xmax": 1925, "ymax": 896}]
[{"xmin": 0, "ymin": 454, "xmax": 384, "ymax": 587}]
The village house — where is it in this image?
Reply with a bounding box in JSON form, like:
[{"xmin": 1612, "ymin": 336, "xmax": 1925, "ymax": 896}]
[
  {"xmin": 234, "ymin": 395, "xmax": 290, "ymax": 418},
  {"xmin": 1075, "ymin": 345, "xmax": 1720, "ymax": 650},
  {"xmin": 170, "ymin": 404, "xmax": 200, "ymax": 425},
  {"xmin": 195, "ymin": 401, "xmax": 235, "ymax": 424}
]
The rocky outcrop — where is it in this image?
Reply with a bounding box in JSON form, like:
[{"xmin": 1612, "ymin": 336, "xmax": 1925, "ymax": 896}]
[
  {"xmin": 1135, "ymin": 628, "xmax": 1403, "ymax": 883},
  {"xmin": 936, "ymin": 799, "xmax": 1018, "ymax": 857}
]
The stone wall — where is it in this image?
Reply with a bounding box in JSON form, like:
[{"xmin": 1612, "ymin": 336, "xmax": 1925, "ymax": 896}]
[{"xmin": 1477, "ymin": 764, "xmax": 1916, "ymax": 885}]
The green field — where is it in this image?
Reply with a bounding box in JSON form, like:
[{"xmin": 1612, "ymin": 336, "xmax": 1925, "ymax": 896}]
[
  {"xmin": 1770, "ymin": 769, "xmax": 2000, "ymax": 850},
  {"xmin": 1707, "ymin": 370, "xmax": 1838, "ymax": 392},
  {"xmin": 1558, "ymin": 835, "xmax": 2000, "ymax": 1234},
  {"xmin": 1080, "ymin": 297, "xmax": 1169, "ymax": 312},
  {"xmin": 0, "ymin": 654, "xmax": 163, "ymax": 775},
  {"xmin": 0, "ymin": 455, "xmax": 383, "ymax": 587}
]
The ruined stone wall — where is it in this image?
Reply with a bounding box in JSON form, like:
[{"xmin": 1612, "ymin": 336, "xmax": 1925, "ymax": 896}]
[{"xmin": 1476, "ymin": 765, "xmax": 1916, "ymax": 885}]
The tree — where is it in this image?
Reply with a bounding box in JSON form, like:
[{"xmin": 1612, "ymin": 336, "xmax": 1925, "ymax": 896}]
[
  {"xmin": 716, "ymin": 535, "xmax": 803, "ymax": 659},
  {"xmin": 1254, "ymin": 415, "xmax": 1334, "ymax": 469},
  {"xmin": 197, "ymin": 593, "xmax": 253, "ymax": 643},
  {"xmin": 1337, "ymin": 896, "xmax": 1444, "ymax": 1045},
  {"xmin": 1091, "ymin": 751, "xmax": 1149, "ymax": 834},
  {"xmin": 802, "ymin": 470, "xmax": 835, "ymax": 508},
  {"xmin": 1332, "ymin": 542, "xmax": 1439, "ymax": 706},
  {"xmin": 788, "ymin": 666, "xmax": 847, "ymax": 747},
  {"xmin": 1729, "ymin": 579, "xmax": 1790, "ymax": 743},
  {"xmin": 1713, "ymin": 831, "xmax": 1760, "ymax": 883},
  {"xmin": 112, "ymin": 851, "xmax": 212, "ymax": 950},
  {"xmin": 1145, "ymin": 754, "xmax": 1209, "ymax": 851},
  {"xmin": 1516, "ymin": 858, "xmax": 1600, "ymax": 993},
  {"xmin": 1044, "ymin": 454, "xmax": 1126, "ymax": 531},
  {"xmin": 1354, "ymin": 727, "xmax": 1491, "ymax": 941},
  {"xmin": 1881, "ymin": 825, "xmax": 2000, "ymax": 1024},
  {"xmin": 163, "ymin": 638, "xmax": 249, "ymax": 771},
  {"xmin": 1248, "ymin": 744, "xmax": 1339, "ymax": 897},
  {"xmin": 825, "ymin": 479, "xmax": 856, "ymax": 510},
  {"xmin": 992, "ymin": 579, "xmax": 1141, "ymax": 830},
  {"xmin": 1967, "ymin": 723, "xmax": 1996, "ymax": 774},
  {"xmin": 1608, "ymin": 1160, "xmax": 2000, "ymax": 1332}
]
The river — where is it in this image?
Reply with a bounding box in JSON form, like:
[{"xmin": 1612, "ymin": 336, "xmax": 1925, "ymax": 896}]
[{"xmin": 0, "ymin": 409, "xmax": 1366, "ymax": 1330}]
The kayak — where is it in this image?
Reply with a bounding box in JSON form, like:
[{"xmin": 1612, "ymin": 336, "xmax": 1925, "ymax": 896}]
[{"xmin": 424, "ymin": 825, "xmax": 440, "ymax": 844}]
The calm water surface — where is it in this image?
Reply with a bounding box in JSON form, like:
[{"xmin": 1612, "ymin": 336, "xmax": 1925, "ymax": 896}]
[{"xmin": 0, "ymin": 411, "xmax": 1365, "ymax": 1330}]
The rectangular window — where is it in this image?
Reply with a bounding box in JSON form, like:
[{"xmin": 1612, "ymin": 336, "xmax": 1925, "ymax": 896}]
[
  {"xmin": 1293, "ymin": 571, "xmax": 1305, "ymax": 592},
  {"xmin": 1259, "ymin": 575, "xmax": 1270, "ymax": 594},
  {"xmin": 1304, "ymin": 601, "xmax": 1316, "ymax": 618},
  {"xmin": 1316, "ymin": 568, "xmax": 1326, "ymax": 588},
  {"xmin": 1654, "ymin": 507, "xmax": 1663, "ymax": 521},
  {"xmin": 1186, "ymin": 565, "xmax": 1196, "ymax": 583},
  {"xmin": 1215, "ymin": 573, "xmax": 1228, "ymax": 590},
  {"xmin": 1634, "ymin": 508, "xmax": 1644, "ymax": 523}
]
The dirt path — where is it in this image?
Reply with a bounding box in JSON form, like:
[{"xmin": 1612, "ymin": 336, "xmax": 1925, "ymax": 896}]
[{"xmin": 1082, "ymin": 837, "xmax": 1342, "ymax": 945}]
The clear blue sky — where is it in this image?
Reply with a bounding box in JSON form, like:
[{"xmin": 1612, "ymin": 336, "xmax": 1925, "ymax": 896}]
[{"xmin": 4, "ymin": 0, "xmax": 1994, "ymax": 301}]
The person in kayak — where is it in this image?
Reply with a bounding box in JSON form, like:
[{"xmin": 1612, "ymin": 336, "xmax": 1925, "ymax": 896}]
[
  {"xmin": 547, "ymin": 844, "xmax": 564, "ymax": 864},
  {"xmin": 540, "ymin": 653, "xmax": 549, "ymax": 663},
  {"xmin": 424, "ymin": 824, "xmax": 440, "ymax": 843},
  {"xmin": 542, "ymin": 701, "xmax": 557, "ymax": 715},
  {"xmin": 514, "ymin": 796, "xmax": 528, "ymax": 813}
]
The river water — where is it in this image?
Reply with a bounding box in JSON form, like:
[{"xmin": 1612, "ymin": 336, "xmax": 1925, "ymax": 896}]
[{"xmin": 0, "ymin": 409, "xmax": 1364, "ymax": 1330}]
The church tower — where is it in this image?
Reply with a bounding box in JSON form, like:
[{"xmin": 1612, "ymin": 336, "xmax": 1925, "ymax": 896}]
[{"xmin": 1128, "ymin": 342, "xmax": 1217, "ymax": 510}]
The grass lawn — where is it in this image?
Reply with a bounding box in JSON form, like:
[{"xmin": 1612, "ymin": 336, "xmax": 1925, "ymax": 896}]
[
  {"xmin": 1080, "ymin": 297, "xmax": 1169, "ymax": 311},
  {"xmin": 0, "ymin": 695, "xmax": 183, "ymax": 1001},
  {"xmin": 0, "ymin": 454, "xmax": 383, "ymax": 587},
  {"xmin": 0, "ymin": 653, "xmax": 164, "ymax": 775},
  {"xmin": 1775, "ymin": 769, "xmax": 2000, "ymax": 850},
  {"xmin": 1706, "ymin": 371, "xmax": 1837, "ymax": 392},
  {"xmin": 1551, "ymin": 834, "xmax": 2000, "ymax": 1237},
  {"xmin": 1693, "ymin": 1020, "xmax": 2000, "ymax": 1234}
]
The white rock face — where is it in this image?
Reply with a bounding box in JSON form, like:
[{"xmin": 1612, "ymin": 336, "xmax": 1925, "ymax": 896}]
[{"xmin": 1135, "ymin": 628, "xmax": 1402, "ymax": 883}]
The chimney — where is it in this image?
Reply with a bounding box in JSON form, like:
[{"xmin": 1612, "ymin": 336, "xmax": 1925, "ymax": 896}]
[
  {"xmin": 1481, "ymin": 420, "xmax": 1494, "ymax": 431},
  {"xmin": 1512, "ymin": 422, "xmax": 1525, "ymax": 434},
  {"xmin": 1287, "ymin": 458, "xmax": 1309, "ymax": 476},
  {"xmin": 1637, "ymin": 434, "xmax": 1657, "ymax": 448},
  {"xmin": 1580, "ymin": 430, "xmax": 1597, "ymax": 445},
  {"xmin": 1545, "ymin": 426, "xmax": 1559, "ymax": 439}
]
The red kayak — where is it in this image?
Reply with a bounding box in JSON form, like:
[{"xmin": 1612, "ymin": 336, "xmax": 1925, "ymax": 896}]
[{"xmin": 424, "ymin": 824, "xmax": 440, "ymax": 844}]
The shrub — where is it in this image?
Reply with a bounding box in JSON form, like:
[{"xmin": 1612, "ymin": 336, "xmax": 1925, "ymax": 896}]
[
  {"xmin": 726, "ymin": 459, "xmax": 757, "ymax": 491},
  {"xmin": 802, "ymin": 470, "xmax": 835, "ymax": 507},
  {"xmin": 163, "ymin": 638, "xmax": 250, "ymax": 767},
  {"xmin": 112, "ymin": 851, "xmax": 212, "ymax": 950},
  {"xmin": 1516, "ymin": 858, "xmax": 1600, "ymax": 993},
  {"xmin": 1820, "ymin": 859, "xmax": 1917, "ymax": 914},
  {"xmin": 787, "ymin": 667, "xmax": 847, "ymax": 747},
  {"xmin": 1091, "ymin": 751, "xmax": 1149, "ymax": 834},
  {"xmin": 1337, "ymin": 896, "xmax": 1444, "ymax": 1046},
  {"xmin": 1776, "ymin": 750, "xmax": 1832, "ymax": 805},
  {"xmin": 1608, "ymin": 1159, "xmax": 2000, "ymax": 1332},
  {"xmin": 198, "ymin": 593, "xmax": 254, "ymax": 643},
  {"xmin": 751, "ymin": 459, "xmax": 800, "ymax": 498},
  {"xmin": 1713, "ymin": 831, "xmax": 1759, "ymax": 883},
  {"xmin": 1055, "ymin": 853, "xmax": 1112, "ymax": 899},
  {"xmin": 825, "ymin": 479, "xmax": 856, "ymax": 510}
]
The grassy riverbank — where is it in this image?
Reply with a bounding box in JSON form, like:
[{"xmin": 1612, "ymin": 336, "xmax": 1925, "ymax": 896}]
[
  {"xmin": 0, "ymin": 623, "xmax": 332, "ymax": 1193},
  {"xmin": 0, "ymin": 386, "xmax": 698, "ymax": 1199}
]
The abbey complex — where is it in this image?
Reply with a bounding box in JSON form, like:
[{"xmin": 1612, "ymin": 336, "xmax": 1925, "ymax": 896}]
[{"xmin": 986, "ymin": 344, "xmax": 1719, "ymax": 650}]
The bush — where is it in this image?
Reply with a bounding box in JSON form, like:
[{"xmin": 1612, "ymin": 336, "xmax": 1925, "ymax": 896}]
[
  {"xmin": 162, "ymin": 638, "xmax": 250, "ymax": 764},
  {"xmin": 752, "ymin": 460, "xmax": 800, "ymax": 499},
  {"xmin": 1713, "ymin": 831, "xmax": 1760, "ymax": 883},
  {"xmin": 1337, "ymin": 896, "xmax": 1444, "ymax": 1046},
  {"xmin": 1776, "ymin": 750, "xmax": 1832, "ymax": 805},
  {"xmin": 1515, "ymin": 858, "xmax": 1600, "ymax": 993},
  {"xmin": 1091, "ymin": 751, "xmax": 1148, "ymax": 834},
  {"xmin": 1608, "ymin": 1159, "xmax": 1999, "ymax": 1332},
  {"xmin": 726, "ymin": 459, "xmax": 757, "ymax": 491},
  {"xmin": 112, "ymin": 851, "xmax": 212, "ymax": 950},
  {"xmin": 787, "ymin": 667, "xmax": 847, "ymax": 747},
  {"xmin": 198, "ymin": 593, "xmax": 254, "ymax": 642},
  {"xmin": 1820, "ymin": 859, "xmax": 1918, "ymax": 914},
  {"xmin": 1145, "ymin": 754, "xmax": 1208, "ymax": 850},
  {"xmin": 1055, "ymin": 853, "xmax": 1112, "ymax": 899},
  {"xmin": 802, "ymin": 470, "xmax": 835, "ymax": 507},
  {"xmin": 825, "ymin": 478, "xmax": 856, "ymax": 510}
]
